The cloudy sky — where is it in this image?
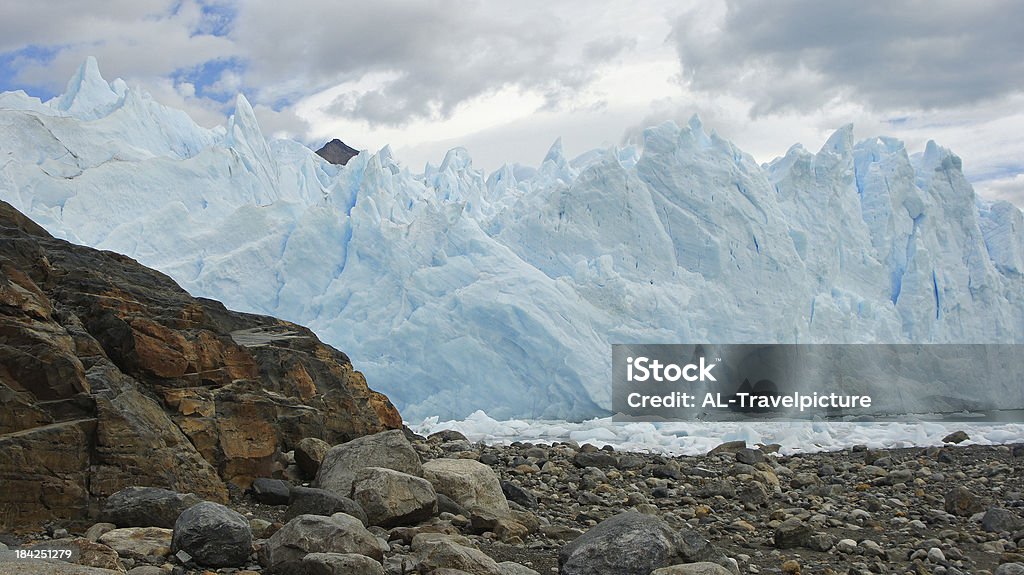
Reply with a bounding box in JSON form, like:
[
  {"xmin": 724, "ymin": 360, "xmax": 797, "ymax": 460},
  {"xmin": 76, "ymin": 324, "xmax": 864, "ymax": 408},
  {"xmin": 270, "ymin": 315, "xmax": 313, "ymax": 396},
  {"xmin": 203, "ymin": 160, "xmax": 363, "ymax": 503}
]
[{"xmin": 1, "ymin": 0, "xmax": 1021, "ymax": 205}]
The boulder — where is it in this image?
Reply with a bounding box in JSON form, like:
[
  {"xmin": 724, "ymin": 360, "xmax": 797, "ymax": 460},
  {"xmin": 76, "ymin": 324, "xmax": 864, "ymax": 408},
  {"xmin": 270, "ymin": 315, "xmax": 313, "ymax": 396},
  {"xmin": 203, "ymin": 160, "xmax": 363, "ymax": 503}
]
[
  {"xmin": 734, "ymin": 448, "xmax": 764, "ymax": 465},
  {"xmin": 414, "ymin": 536, "xmax": 504, "ymax": 575},
  {"xmin": 100, "ymin": 487, "xmax": 201, "ymax": 528},
  {"xmin": 573, "ymin": 451, "xmax": 618, "ymax": 468},
  {"xmin": 423, "ymin": 459, "xmax": 510, "ymax": 518},
  {"xmin": 314, "ymin": 430, "xmax": 422, "ymax": 497},
  {"xmin": 942, "ymin": 430, "xmax": 970, "ymax": 444},
  {"xmin": 98, "ymin": 527, "xmax": 173, "ymax": 561},
  {"xmin": 84, "ymin": 523, "xmax": 117, "ymax": 541},
  {"xmin": 944, "ymin": 486, "xmax": 984, "ymax": 516},
  {"xmin": 773, "ymin": 518, "xmax": 814, "ymax": 549},
  {"xmin": 500, "ymin": 481, "xmax": 538, "ymax": 509},
  {"xmin": 498, "ymin": 562, "xmax": 541, "ymax": 575},
  {"xmin": 301, "ymin": 552, "xmax": 386, "ymax": 575},
  {"xmin": 259, "ymin": 513, "xmax": 386, "ymax": 573},
  {"xmin": 171, "ymin": 501, "xmax": 253, "ymax": 567},
  {"xmin": 982, "ymin": 508, "xmax": 1024, "ymax": 533},
  {"xmin": 252, "ymin": 478, "xmax": 292, "ymax": 506},
  {"xmin": 558, "ymin": 512, "xmax": 726, "ymax": 575},
  {"xmin": 351, "ymin": 467, "xmax": 438, "ymax": 527},
  {"xmin": 285, "ymin": 486, "xmax": 367, "ymax": 525},
  {"xmin": 27, "ymin": 537, "xmax": 125, "ymax": 572},
  {"xmin": 295, "ymin": 437, "xmax": 331, "ymax": 477}
]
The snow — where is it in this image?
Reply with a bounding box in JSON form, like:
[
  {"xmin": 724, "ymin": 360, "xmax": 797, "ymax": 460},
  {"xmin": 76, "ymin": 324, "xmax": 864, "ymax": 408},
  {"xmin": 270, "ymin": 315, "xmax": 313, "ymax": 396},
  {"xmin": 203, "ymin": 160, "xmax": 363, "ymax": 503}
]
[{"xmin": 1, "ymin": 59, "xmax": 1022, "ymax": 427}]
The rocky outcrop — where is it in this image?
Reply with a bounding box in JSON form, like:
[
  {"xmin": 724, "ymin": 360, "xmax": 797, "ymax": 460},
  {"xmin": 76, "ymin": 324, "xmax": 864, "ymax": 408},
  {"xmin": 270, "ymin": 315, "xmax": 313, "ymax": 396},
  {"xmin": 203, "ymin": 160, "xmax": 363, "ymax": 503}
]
[
  {"xmin": 315, "ymin": 138, "xmax": 359, "ymax": 165},
  {"xmin": 0, "ymin": 200, "xmax": 401, "ymax": 532}
]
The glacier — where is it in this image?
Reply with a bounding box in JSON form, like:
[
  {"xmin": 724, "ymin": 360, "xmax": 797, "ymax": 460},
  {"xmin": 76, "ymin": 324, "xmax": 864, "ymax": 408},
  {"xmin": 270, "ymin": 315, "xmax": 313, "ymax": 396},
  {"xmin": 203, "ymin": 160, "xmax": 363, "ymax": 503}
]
[{"xmin": 1, "ymin": 58, "xmax": 1022, "ymax": 421}]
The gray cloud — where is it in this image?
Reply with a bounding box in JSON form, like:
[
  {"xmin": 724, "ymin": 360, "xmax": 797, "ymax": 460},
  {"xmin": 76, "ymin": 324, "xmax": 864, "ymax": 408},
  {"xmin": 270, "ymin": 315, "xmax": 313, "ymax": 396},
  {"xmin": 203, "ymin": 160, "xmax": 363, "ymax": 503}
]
[
  {"xmin": 234, "ymin": 1, "xmax": 619, "ymax": 126},
  {"xmin": 672, "ymin": 0, "xmax": 1024, "ymax": 115}
]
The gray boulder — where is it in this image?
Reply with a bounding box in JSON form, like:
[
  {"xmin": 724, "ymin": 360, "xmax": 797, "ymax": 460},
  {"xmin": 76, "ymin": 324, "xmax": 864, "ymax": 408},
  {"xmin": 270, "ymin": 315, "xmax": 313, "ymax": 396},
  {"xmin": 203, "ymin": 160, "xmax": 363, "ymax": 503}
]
[
  {"xmin": 171, "ymin": 501, "xmax": 252, "ymax": 568},
  {"xmin": 500, "ymin": 481, "xmax": 538, "ymax": 509},
  {"xmin": 259, "ymin": 513, "xmax": 386, "ymax": 573},
  {"xmin": 982, "ymin": 508, "xmax": 1024, "ymax": 533},
  {"xmin": 498, "ymin": 562, "xmax": 541, "ymax": 575},
  {"xmin": 773, "ymin": 517, "xmax": 813, "ymax": 549},
  {"xmin": 414, "ymin": 536, "xmax": 504, "ymax": 575},
  {"xmin": 100, "ymin": 487, "xmax": 200, "ymax": 528},
  {"xmin": 423, "ymin": 459, "xmax": 510, "ymax": 518},
  {"xmin": 252, "ymin": 478, "xmax": 292, "ymax": 505},
  {"xmin": 314, "ymin": 430, "xmax": 422, "ymax": 497},
  {"xmin": 558, "ymin": 512, "xmax": 726, "ymax": 575},
  {"xmin": 300, "ymin": 552, "xmax": 385, "ymax": 575},
  {"xmin": 285, "ymin": 486, "xmax": 367, "ymax": 525},
  {"xmin": 352, "ymin": 467, "xmax": 438, "ymax": 527}
]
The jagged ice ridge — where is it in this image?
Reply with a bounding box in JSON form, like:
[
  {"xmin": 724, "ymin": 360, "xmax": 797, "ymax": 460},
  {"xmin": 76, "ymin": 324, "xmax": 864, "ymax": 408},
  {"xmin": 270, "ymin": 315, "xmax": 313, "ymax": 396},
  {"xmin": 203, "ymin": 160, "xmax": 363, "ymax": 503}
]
[{"xmin": 1, "ymin": 58, "xmax": 1022, "ymax": 420}]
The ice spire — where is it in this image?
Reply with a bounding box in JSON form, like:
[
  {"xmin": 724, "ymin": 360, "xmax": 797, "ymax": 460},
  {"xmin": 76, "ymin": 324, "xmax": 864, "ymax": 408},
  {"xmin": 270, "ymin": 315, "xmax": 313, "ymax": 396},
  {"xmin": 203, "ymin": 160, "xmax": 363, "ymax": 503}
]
[{"xmin": 52, "ymin": 56, "xmax": 123, "ymax": 120}]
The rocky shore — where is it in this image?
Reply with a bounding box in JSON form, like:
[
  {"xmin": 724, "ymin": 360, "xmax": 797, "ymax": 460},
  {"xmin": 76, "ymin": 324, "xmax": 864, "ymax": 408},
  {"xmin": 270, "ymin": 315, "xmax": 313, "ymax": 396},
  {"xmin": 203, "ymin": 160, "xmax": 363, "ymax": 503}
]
[{"xmin": 2, "ymin": 428, "xmax": 1022, "ymax": 575}]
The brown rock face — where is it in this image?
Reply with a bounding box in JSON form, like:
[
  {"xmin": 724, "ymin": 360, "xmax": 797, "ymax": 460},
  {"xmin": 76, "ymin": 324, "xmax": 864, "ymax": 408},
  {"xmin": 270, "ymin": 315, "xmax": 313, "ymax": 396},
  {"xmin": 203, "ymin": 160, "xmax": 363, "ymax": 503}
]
[{"xmin": 0, "ymin": 201, "xmax": 401, "ymax": 532}]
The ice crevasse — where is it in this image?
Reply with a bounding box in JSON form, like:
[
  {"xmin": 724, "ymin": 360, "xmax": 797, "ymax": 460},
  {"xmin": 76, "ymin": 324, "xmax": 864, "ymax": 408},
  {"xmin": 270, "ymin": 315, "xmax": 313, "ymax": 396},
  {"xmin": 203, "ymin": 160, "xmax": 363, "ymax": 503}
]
[{"xmin": 0, "ymin": 58, "xmax": 1021, "ymax": 421}]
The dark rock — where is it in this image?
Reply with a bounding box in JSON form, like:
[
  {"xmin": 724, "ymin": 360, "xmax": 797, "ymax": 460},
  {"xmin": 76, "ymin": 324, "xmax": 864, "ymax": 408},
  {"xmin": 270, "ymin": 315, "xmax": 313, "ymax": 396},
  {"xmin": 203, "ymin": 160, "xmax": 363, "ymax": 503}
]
[
  {"xmin": 708, "ymin": 441, "xmax": 747, "ymax": 455},
  {"xmin": 251, "ymin": 478, "xmax": 292, "ymax": 506},
  {"xmin": 944, "ymin": 486, "xmax": 984, "ymax": 516},
  {"xmin": 294, "ymin": 437, "xmax": 330, "ymax": 478},
  {"xmin": 558, "ymin": 511, "xmax": 727, "ymax": 575},
  {"xmin": 285, "ymin": 486, "xmax": 367, "ymax": 525},
  {"xmin": 774, "ymin": 518, "xmax": 816, "ymax": 549},
  {"xmin": 995, "ymin": 564, "xmax": 1024, "ymax": 575},
  {"xmin": 573, "ymin": 451, "xmax": 618, "ymax": 468},
  {"xmin": 171, "ymin": 501, "xmax": 252, "ymax": 568},
  {"xmin": 735, "ymin": 448, "xmax": 764, "ymax": 465},
  {"xmin": 428, "ymin": 429, "xmax": 469, "ymax": 442},
  {"xmin": 695, "ymin": 480, "xmax": 736, "ymax": 499},
  {"xmin": 736, "ymin": 482, "xmax": 769, "ymax": 506},
  {"xmin": 100, "ymin": 487, "xmax": 201, "ymax": 529},
  {"xmin": 982, "ymin": 508, "xmax": 1024, "ymax": 533},
  {"xmin": 314, "ymin": 139, "xmax": 359, "ymax": 166},
  {"xmin": 942, "ymin": 431, "xmax": 970, "ymax": 444},
  {"xmin": 501, "ymin": 481, "xmax": 538, "ymax": 509},
  {"xmin": 615, "ymin": 455, "xmax": 647, "ymax": 470},
  {"xmin": 436, "ymin": 493, "xmax": 468, "ymax": 517}
]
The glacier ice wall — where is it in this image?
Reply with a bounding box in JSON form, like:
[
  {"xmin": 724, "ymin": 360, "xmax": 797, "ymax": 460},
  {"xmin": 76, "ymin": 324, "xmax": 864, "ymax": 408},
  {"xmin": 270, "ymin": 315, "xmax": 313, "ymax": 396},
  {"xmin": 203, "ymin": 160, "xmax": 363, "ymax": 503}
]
[{"xmin": 1, "ymin": 59, "xmax": 1022, "ymax": 420}]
